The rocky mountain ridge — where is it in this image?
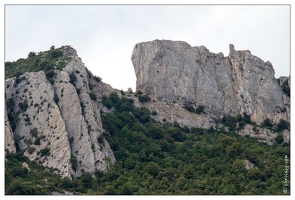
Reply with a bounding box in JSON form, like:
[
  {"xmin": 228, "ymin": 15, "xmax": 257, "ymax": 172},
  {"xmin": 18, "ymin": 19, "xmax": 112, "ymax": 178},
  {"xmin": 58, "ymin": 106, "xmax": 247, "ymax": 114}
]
[
  {"xmin": 132, "ymin": 40, "xmax": 290, "ymax": 144},
  {"xmin": 5, "ymin": 46, "xmax": 115, "ymax": 177},
  {"xmin": 5, "ymin": 40, "xmax": 290, "ymax": 177},
  {"xmin": 132, "ymin": 40, "xmax": 289, "ymax": 124}
]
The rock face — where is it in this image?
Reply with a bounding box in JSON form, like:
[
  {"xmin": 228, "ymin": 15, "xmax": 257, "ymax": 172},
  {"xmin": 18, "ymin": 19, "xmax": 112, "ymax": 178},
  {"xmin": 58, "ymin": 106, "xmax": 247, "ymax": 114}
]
[
  {"xmin": 5, "ymin": 41, "xmax": 290, "ymax": 178},
  {"xmin": 5, "ymin": 107, "xmax": 16, "ymax": 154},
  {"xmin": 243, "ymin": 160, "xmax": 256, "ymax": 170},
  {"xmin": 5, "ymin": 46, "xmax": 115, "ymax": 177},
  {"xmin": 238, "ymin": 124, "xmax": 286, "ymax": 145},
  {"xmin": 132, "ymin": 40, "xmax": 290, "ymax": 125},
  {"xmin": 133, "ymin": 96, "xmax": 215, "ymax": 129}
]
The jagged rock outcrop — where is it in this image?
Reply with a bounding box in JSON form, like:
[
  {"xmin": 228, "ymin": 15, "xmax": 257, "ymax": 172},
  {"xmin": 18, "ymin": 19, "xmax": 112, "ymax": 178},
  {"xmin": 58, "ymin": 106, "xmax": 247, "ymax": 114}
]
[
  {"xmin": 132, "ymin": 40, "xmax": 290, "ymax": 143},
  {"xmin": 5, "ymin": 46, "xmax": 115, "ymax": 177},
  {"xmin": 132, "ymin": 40, "xmax": 289, "ymax": 124},
  {"xmin": 132, "ymin": 95, "xmax": 214, "ymax": 129},
  {"xmin": 243, "ymin": 160, "xmax": 256, "ymax": 170},
  {"xmin": 238, "ymin": 124, "xmax": 287, "ymax": 145},
  {"xmin": 5, "ymin": 71, "xmax": 72, "ymax": 177}
]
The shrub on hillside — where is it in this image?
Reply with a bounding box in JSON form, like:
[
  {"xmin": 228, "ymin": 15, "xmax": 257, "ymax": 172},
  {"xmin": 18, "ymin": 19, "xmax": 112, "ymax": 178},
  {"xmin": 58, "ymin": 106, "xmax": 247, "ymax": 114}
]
[
  {"xmin": 89, "ymin": 91, "xmax": 97, "ymax": 101},
  {"xmin": 39, "ymin": 60, "xmax": 49, "ymax": 70},
  {"xmin": 138, "ymin": 94, "xmax": 150, "ymax": 103},
  {"xmin": 94, "ymin": 76, "xmax": 102, "ymax": 82},
  {"xmin": 70, "ymin": 156, "xmax": 78, "ymax": 172},
  {"xmin": 262, "ymin": 118, "xmax": 273, "ymax": 128},
  {"xmin": 196, "ymin": 105, "xmax": 205, "ymax": 114},
  {"xmin": 276, "ymin": 119, "xmax": 289, "ymax": 132},
  {"xmin": 275, "ymin": 134, "xmax": 284, "ymax": 144},
  {"xmin": 51, "ymin": 50, "xmax": 63, "ymax": 58},
  {"xmin": 28, "ymin": 52, "xmax": 36, "ymax": 58},
  {"xmin": 45, "ymin": 70, "xmax": 55, "ymax": 79},
  {"xmin": 183, "ymin": 104, "xmax": 195, "ymax": 113},
  {"xmin": 69, "ymin": 73, "xmax": 77, "ymax": 85},
  {"xmin": 19, "ymin": 99, "xmax": 29, "ymax": 112}
]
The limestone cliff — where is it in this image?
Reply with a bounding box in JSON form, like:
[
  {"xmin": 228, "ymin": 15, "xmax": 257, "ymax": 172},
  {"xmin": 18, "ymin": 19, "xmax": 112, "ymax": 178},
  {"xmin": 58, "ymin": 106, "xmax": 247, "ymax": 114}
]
[
  {"xmin": 132, "ymin": 40, "xmax": 289, "ymax": 124},
  {"xmin": 5, "ymin": 46, "xmax": 115, "ymax": 177},
  {"xmin": 132, "ymin": 40, "xmax": 290, "ymax": 143}
]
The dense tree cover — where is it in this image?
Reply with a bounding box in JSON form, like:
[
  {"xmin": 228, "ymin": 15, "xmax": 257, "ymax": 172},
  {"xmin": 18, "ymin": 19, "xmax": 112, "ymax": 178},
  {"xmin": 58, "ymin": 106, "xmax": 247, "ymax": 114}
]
[
  {"xmin": 5, "ymin": 92, "xmax": 290, "ymax": 195},
  {"xmin": 5, "ymin": 152, "xmax": 61, "ymax": 195},
  {"xmin": 5, "ymin": 151, "xmax": 97, "ymax": 195},
  {"xmin": 97, "ymin": 93, "xmax": 290, "ymax": 194}
]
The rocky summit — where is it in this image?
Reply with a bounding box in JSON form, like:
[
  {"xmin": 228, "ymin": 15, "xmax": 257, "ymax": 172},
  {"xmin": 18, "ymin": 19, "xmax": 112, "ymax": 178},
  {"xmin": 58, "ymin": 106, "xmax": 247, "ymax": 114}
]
[
  {"xmin": 132, "ymin": 40, "xmax": 290, "ymax": 143},
  {"xmin": 5, "ymin": 46, "xmax": 115, "ymax": 177},
  {"xmin": 5, "ymin": 40, "xmax": 290, "ymax": 179},
  {"xmin": 132, "ymin": 40, "xmax": 289, "ymax": 124}
]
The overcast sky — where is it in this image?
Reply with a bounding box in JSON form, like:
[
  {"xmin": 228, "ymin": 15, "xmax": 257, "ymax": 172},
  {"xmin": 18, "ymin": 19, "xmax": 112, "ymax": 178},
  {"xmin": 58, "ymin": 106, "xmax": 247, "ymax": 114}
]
[{"xmin": 5, "ymin": 5, "xmax": 290, "ymax": 91}]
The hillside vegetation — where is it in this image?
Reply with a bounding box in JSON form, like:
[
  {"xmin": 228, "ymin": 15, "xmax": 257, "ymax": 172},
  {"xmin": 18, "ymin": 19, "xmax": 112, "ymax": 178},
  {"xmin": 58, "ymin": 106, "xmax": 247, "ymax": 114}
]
[
  {"xmin": 5, "ymin": 46, "xmax": 72, "ymax": 79},
  {"xmin": 5, "ymin": 92, "xmax": 290, "ymax": 195}
]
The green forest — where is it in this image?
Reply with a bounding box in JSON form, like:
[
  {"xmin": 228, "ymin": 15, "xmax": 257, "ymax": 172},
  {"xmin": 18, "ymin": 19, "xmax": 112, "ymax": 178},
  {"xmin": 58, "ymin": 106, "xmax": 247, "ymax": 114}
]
[{"xmin": 5, "ymin": 92, "xmax": 290, "ymax": 195}]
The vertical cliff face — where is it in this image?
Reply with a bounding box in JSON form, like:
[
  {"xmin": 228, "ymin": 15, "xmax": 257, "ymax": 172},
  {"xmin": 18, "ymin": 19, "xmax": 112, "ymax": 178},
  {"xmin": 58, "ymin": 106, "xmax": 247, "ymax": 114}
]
[
  {"xmin": 5, "ymin": 107, "xmax": 16, "ymax": 154},
  {"xmin": 5, "ymin": 70, "xmax": 72, "ymax": 177},
  {"xmin": 5, "ymin": 46, "xmax": 115, "ymax": 177},
  {"xmin": 131, "ymin": 40, "xmax": 289, "ymax": 125}
]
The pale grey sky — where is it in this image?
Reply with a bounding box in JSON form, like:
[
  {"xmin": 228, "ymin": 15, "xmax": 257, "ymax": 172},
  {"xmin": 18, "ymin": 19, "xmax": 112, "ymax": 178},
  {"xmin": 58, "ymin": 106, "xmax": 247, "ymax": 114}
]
[{"xmin": 5, "ymin": 5, "xmax": 290, "ymax": 91}]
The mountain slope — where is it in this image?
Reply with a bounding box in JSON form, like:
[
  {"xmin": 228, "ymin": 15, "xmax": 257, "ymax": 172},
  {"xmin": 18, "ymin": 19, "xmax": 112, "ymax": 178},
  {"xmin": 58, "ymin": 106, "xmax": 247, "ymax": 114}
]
[
  {"xmin": 5, "ymin": 41, "xmax": 290, "ymax": 179},
  {"xmin": 5, "ymin": 92, "xmax": 290, "ymax": 195},
  {"xmin": 4, "ymin": 41, "xmax": 290, "ymax": 195},
  {"xmin": 5, "ymin": 46, "xmax": 115, "ymax": 177}
]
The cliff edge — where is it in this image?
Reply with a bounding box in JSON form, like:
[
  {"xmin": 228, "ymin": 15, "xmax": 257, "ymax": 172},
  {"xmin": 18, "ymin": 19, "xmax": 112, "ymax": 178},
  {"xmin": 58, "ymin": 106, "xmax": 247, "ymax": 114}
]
[{"xmin": 132, "ymin": 40, "xmax": 289, "ymax": 125}]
